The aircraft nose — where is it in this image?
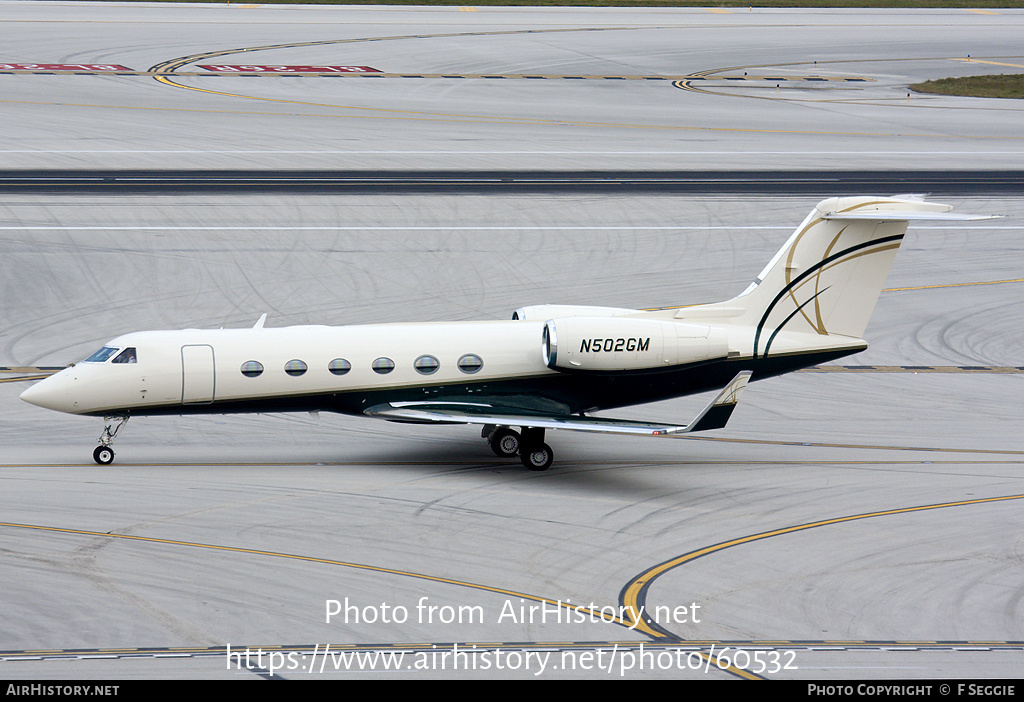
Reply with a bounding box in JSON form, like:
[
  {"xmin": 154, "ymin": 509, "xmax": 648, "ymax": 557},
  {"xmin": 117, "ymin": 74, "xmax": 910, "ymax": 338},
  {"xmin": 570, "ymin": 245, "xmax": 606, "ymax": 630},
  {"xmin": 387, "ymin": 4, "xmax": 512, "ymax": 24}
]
[{"xmin": 20, "ymin": 374, "xmax": 76, "ymax": 413}]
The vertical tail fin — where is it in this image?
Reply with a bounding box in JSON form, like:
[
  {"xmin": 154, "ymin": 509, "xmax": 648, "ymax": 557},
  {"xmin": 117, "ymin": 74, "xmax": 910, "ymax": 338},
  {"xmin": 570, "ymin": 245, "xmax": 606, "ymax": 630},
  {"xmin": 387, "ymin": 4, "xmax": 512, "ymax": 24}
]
[{"xmin": 712, "ymin": 196, "xmax": 985, "ymax": 358}]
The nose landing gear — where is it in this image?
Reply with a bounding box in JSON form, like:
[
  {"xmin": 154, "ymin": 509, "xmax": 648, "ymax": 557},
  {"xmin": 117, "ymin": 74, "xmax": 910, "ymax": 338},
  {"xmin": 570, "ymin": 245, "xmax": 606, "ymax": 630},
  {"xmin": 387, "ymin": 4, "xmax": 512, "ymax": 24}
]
[
  {"xmin": 93, "ymin": 414, "xmax": 129, "ymax": 465},
  {"xmin": 93, "ymin": 445, "xmax": 115, "ymax": 465}
]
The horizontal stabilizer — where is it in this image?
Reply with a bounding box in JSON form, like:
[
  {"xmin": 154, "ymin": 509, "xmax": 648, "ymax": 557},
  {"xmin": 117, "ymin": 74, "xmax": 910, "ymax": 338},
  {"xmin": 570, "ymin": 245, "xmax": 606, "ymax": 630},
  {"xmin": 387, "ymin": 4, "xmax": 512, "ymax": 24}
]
[
  {"xmin": 824, "ymin": 211, "xmax": 999, "ymax": 222},
  {"xmin": 364, "ymin": 371, "xmax": 752, "ymax": 437}
]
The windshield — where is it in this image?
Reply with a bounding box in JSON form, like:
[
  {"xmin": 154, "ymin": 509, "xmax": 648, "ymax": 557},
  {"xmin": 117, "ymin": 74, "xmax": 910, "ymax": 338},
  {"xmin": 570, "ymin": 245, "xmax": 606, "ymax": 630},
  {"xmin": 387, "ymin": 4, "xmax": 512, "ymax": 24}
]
[
  {"xmin": 111, "ymin": 347, "xmax": 137, "ymax": 364},
  {"xmin": 83, "ymin": 346, "xmax": 119, "ymax": 363}
]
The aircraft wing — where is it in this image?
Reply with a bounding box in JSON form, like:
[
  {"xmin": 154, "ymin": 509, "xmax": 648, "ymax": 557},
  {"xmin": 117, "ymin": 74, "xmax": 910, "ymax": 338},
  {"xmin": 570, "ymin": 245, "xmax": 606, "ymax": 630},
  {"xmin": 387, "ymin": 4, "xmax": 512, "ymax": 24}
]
[{"xmin": 364, "ymin": 371, "xmax": 752, "ymax": 436}]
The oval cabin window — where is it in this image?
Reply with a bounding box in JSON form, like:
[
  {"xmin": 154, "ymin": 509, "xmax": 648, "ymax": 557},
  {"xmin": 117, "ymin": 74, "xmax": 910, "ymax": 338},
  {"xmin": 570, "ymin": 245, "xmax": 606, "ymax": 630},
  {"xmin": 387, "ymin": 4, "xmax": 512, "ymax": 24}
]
[
  {"xmin": 457, "ymin": 354, "xmax": 483, "ymax": 374},
  {"xmin": 372, "ymin": 357, "xmax": 395, "ymax": 374},
  {"xmin": 284, "ymin": 359, "xmax": 308, "ymax": 376},
  {"xmin": 241, "ymin": 361, "xmax": 264, "ymax": 378},
  {"xmin": 328, "ymin": 358, "xmax": 352, "ymax": 375},
  {"xmin": 414, "ymin": 355, "xmax": 440, "ymax": 375}
]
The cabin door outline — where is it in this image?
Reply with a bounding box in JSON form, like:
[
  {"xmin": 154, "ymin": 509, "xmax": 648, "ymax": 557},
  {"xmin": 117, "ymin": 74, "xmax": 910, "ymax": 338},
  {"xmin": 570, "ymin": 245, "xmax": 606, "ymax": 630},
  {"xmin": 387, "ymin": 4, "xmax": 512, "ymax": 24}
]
[{"xmin": 181, "ymin": 344, "xmax": 215, "ymax": 404}]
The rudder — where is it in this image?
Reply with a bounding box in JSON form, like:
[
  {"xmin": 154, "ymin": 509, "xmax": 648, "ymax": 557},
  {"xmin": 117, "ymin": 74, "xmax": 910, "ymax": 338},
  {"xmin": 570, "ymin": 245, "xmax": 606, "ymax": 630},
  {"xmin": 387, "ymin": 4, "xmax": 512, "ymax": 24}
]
[{"xmin": 726, "ymin": 196, "xmax": 955, "ymax": 357}]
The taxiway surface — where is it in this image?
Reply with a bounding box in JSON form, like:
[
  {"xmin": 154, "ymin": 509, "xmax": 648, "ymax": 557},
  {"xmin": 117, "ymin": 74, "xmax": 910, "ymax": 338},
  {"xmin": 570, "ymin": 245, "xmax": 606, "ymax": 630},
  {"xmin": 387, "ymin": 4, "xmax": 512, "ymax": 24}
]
[
  {"xmin": 1, "ymin": 3, "xmax": 1022, "ymax": 680},
  {"xmin": 2, "ymin": 2, "xmax": 1024, "ymax": 171}
]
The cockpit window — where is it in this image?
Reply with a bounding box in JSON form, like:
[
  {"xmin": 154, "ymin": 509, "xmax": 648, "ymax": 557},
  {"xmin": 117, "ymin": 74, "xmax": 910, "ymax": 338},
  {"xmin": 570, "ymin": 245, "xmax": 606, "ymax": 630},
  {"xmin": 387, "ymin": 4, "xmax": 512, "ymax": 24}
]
[
  {"xmin": 83, "ymin": 346, "xmax": 119, "ymax": 363},
  {"xmin": 111, "ymin": 347, "xmax": 137, "ymax": 364}
]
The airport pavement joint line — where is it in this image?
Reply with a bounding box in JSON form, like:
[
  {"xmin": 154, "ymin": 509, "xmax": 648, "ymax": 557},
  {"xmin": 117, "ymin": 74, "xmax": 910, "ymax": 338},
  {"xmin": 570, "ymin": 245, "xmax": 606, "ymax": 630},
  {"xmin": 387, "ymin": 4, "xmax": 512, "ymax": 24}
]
[
  {"xmin": 686, "ymin": 436, "xmax": 1024, "ymax": 456},
  {"xmin": 3, "ymin": 637, "xmax": 1023, "ymax": 682},
  {"xmin": 0, "ymin": 459, "xmax": 1019, "ymax": 469},
  {"xmin": 619, "ymin": 493, "xmax": 1024, "ymax": 641},
  {"xmin": 1, "ymin": 170, "xmax": 1022, "ymax": 194},
  {"xmin": 0, "ymin": 68, "xmax": 873, "ymax": 82},
  {"xmin": 5, "ymin": 638, "xmax": 1023, "ymax": 663},
  {"xmin": 796, "ymin": 365, "xmax": 1024, "ymax": 373}
]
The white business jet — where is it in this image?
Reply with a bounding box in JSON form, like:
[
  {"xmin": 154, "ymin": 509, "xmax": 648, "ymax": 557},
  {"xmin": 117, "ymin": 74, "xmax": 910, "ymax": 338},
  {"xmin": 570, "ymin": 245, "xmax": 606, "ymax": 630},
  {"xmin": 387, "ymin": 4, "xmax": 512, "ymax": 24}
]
[{"xmin": 20, "ymin": 196, "xmax": 993, "ymax": 469}]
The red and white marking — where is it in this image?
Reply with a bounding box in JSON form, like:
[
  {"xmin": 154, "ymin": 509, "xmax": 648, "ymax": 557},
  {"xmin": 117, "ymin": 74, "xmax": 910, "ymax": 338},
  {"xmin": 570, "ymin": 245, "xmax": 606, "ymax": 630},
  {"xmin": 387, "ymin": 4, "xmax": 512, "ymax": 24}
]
[
  {"xmin": 199, "ymin": 65, "xmax": 382, "ymax": 73},
  {"xmin": 0, "ymin": 63, "xmax": 132, "ymax": 71}
]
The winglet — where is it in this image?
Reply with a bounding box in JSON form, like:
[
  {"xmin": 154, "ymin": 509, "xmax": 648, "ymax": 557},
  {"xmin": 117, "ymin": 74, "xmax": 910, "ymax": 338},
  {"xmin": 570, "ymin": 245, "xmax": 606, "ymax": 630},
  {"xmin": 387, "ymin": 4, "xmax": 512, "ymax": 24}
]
[
  {"xmin": 664, "ymin": 371, "xmax": 752, "ymax": 434},
  {"xmin": 253, "ymin": 313, "xmax": 268, "ymax": 329}
]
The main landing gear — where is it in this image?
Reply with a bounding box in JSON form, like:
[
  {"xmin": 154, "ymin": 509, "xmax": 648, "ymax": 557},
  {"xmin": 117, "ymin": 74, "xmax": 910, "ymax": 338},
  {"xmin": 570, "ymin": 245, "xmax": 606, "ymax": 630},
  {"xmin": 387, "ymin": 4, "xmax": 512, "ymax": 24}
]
[
  {"xmin": 93, "ymin": 414, "xmax": 129, "ymax": 465},
  {"xmin": 483, "ymin": 425, "xmax": 554, "ymax": 471}
]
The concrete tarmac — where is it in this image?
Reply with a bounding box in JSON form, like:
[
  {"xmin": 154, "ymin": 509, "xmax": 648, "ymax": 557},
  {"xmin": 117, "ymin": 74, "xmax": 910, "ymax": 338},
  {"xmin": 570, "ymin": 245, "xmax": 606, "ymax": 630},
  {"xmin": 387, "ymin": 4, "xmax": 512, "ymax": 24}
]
[
  {"xmin": 2, "ymin": 2, "xmax": 1024, "ymax": 171},
  {"xmin": 1, "ymin": 3, "xmax": 1023, "ymax": 680}
]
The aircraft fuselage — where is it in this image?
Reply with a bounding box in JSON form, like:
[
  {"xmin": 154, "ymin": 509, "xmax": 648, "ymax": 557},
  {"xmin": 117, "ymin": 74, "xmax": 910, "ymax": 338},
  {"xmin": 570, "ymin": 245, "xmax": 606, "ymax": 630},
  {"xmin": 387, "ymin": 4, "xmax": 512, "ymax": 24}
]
[{"xmin": 20, "ymin": 196, "xmax": 994, "ymax": 468}]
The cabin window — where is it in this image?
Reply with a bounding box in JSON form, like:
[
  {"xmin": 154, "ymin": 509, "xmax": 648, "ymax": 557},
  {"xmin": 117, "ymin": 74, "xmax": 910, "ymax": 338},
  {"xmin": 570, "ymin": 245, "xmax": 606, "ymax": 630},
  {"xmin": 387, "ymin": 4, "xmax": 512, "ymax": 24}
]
[
  {"xmin": 241, "ymin": 361, "xmax": 264, "ymax": 377},
  {"xmin": 372, "ymin": 357, "xmax": 395, "ymax": 374},
  {"xmin": 457, "ymin": 353, "xmax": 483, "ymax": 374},
  {"xmin": 285, "ymin": 359, "xmax": 308, "ymax": 376},
  {"xmin": 328, "ymin": 358, "xmax": 351, "ymax": 375},
  {"xmin": 83, "ymin": 346, "xmax": 119, "ymax": 363},
  {"xmin": 414, "ymin": 355, "xmax": 440, "ymax": 375},
  {"xmin": 111, "ymin": 347, "xmax": 137, "ymax": 364}
]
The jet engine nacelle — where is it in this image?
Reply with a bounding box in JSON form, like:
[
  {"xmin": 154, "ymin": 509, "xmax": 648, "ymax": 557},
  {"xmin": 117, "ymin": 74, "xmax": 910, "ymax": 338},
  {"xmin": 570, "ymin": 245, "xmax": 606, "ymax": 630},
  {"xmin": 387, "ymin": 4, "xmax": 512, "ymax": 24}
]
[
  {"xmin": 542, "ymin": 317, "xmax": 729, "ymax": 372},
  {"xmin": 513, "ymin": 304, "xmax": 640, "ymax": 321}
]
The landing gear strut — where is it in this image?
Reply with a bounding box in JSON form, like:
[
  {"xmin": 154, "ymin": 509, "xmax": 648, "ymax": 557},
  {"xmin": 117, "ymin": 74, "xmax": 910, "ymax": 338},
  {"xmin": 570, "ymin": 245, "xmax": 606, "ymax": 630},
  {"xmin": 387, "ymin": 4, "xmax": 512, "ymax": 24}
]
[
  {"xmin": 94, "ymin": 414, "xmax": 129, "ymax": 465},
  {"xmin": 483, "ymin": 425, "xmax": 553, "ymax": 470}
]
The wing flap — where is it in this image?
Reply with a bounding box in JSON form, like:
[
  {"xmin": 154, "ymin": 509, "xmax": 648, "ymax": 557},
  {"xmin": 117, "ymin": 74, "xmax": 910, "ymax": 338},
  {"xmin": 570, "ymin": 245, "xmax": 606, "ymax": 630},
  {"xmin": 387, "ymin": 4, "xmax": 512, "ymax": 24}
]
[{"xmin": 364, "ymin": 371, "xmax": 752, "ymax": 437}]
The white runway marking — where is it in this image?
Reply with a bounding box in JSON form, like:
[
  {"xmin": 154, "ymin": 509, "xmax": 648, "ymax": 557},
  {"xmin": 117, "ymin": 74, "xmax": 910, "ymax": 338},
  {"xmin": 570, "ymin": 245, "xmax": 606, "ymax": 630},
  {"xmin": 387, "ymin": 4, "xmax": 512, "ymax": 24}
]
[{"xmin": 1, "ymin": 225, "xmax": 1015, "ymax": 231}]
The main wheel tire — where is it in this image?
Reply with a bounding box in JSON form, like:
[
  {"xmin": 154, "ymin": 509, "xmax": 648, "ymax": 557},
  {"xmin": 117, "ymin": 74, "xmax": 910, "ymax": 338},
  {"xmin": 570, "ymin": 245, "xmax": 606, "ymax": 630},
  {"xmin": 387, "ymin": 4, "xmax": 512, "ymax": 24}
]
[
  {"xmin": 521, "ymin": 443, "xmax": 553, "ymax": 471},
  {"xmin": 490, "ymin": 427, "xmax": 521, "ymax": 458},
  {"xmin": 93, "ymin": 445, "xmax": 114, "ymax": 465}
]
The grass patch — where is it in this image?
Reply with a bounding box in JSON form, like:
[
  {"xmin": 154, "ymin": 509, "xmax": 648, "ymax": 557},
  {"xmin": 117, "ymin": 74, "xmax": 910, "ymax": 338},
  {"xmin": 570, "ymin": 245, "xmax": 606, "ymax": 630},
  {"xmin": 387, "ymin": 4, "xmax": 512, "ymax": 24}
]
[{"xmin": 911, "ymin": 74, "xmax": 1024, "ymax": 99}]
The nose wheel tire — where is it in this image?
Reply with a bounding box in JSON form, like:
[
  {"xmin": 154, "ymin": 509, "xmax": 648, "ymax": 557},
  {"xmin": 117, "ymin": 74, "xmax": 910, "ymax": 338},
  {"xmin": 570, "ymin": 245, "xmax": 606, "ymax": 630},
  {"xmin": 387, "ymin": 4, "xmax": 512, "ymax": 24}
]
[
  {"xmin": 93, "ymin": 446, "xmax": 115, "ymax": 465},
  {"xmin": 521, "ymin": 443, "xmax": 553, "ymax": 471}
]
